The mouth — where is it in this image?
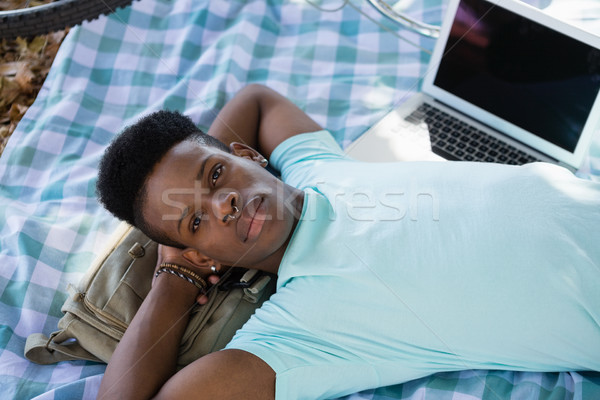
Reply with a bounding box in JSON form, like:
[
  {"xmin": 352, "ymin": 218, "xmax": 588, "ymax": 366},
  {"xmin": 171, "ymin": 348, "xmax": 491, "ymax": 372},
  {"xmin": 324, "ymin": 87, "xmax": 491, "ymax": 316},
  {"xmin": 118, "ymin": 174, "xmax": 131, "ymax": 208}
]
[{"xmin": 237, "ymin": 196, "xmax": 267, "ymax": 243}]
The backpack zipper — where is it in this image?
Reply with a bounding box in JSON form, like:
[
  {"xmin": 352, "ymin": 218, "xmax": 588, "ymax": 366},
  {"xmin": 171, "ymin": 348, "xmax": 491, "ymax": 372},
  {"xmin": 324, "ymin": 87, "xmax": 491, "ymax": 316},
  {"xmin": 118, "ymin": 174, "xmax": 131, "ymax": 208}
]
[{"xmin": 79, "ymin": 293, "xmax": 129, "ymax": 335}]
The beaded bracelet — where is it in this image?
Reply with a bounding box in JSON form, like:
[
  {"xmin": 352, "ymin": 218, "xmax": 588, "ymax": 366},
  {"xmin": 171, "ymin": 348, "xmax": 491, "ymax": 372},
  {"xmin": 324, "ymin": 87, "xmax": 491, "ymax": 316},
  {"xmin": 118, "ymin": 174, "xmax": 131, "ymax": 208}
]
[
  {"xmin": 155, "ymin": 267, "xmax": 207, "ymax": 292},
  {"xmin": 155, "ymin": 263, "xmax": 208, "ymax": 293},
  {"xmin": 159, "ymin": 263, "xmax": 207, "ymax": 284}
]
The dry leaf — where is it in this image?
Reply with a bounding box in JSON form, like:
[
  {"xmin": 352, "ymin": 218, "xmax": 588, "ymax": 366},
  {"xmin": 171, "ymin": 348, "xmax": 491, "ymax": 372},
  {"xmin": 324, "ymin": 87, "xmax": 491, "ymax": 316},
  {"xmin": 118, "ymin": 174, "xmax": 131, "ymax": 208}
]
[
  {"xmin": 9, "ymin": 121, "xmax": 18, "ymax": 135},
  {"xmin": 0, "ymin": 61, "xmax": 25, "ymax": 76},
  {"xmin": 0, "ymin": 76, "xmax": 21, "ymax": 108},
  {"xmin": 28, "ymin": 36, "xmax": 47, "ymax": 54},
  {"xmin": 0, "ymin": 0, "xmax": 24, "ymax": 10},
  {"xmin": 8, "ymin": 103, "xmax": 28, "ymax": 121},
  {"xmin": 0, "ymin": 0, "xmax": 66, "ymax": 158},
  {"xmin": 44, "ymin": 31, "xmax": 67, "ymax": 56},
  {"xmin": 15, "ymin": 37, "xmax": 29, "ymax": 56},
  {"xmin": 15, "ymin": 63, "xmax": 35, "ymax": 92}
]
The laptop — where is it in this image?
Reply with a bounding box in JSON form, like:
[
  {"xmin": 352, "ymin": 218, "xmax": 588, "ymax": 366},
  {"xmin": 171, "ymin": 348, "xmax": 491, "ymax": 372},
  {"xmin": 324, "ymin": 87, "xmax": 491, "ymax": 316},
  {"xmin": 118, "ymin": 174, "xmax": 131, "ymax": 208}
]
[{"xmin": 345, "ymin": 0, "xmax": 600, "ymax": 171}]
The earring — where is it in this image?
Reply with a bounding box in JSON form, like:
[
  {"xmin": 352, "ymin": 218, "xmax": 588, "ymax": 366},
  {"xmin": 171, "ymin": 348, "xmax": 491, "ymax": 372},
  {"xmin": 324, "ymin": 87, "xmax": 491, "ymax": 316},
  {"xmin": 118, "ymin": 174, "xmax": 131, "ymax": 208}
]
[
  {"xmin": 260, "ymin": 158, "xmax": 268, "ymax": 167},
  {"xmin": 223, "ymin": 205, "xmax": 240, "ymax": 222},
  {"xmin": 210, "ymin": 265, "xmax": 218, "ymax": 274}
]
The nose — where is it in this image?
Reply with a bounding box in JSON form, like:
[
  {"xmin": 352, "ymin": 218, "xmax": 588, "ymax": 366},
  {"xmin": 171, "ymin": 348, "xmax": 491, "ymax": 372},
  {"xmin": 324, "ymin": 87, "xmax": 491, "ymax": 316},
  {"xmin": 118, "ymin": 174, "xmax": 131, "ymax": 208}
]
[{"xmin": 213, "ymin": 191, "xmax": 240, "ymax": 224}]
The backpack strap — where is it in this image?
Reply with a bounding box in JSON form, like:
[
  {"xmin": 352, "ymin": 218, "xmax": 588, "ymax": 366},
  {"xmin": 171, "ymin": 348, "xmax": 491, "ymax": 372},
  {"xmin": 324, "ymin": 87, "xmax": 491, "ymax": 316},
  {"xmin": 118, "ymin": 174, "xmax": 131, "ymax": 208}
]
[{"xmin": 24, "ymin": 331, "xmax": 102, "ymax": 364}]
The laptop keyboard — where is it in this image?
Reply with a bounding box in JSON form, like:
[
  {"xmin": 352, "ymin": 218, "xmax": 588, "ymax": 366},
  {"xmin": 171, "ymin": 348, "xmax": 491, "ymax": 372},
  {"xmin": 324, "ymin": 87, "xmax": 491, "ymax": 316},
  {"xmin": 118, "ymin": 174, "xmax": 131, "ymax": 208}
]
[{"xmin": 405, "ymin": 103, "xmax": 540, "ymax": 165}]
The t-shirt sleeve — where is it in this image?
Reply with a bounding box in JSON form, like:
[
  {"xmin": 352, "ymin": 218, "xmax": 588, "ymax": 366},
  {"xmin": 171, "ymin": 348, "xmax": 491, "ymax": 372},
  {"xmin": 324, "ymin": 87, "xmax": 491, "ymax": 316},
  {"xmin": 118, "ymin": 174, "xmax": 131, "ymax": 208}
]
[{"xmin": 269, "ymin": 130, "xmax": 348, "ymax": 189}]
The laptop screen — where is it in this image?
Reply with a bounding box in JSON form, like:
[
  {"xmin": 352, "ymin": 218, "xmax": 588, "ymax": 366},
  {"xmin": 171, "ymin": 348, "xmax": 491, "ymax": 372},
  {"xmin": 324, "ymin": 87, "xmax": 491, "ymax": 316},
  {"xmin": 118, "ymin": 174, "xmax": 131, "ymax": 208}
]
[{"xmin": 433, "ymin": 0, "xmax": 600, "ymax": 153}]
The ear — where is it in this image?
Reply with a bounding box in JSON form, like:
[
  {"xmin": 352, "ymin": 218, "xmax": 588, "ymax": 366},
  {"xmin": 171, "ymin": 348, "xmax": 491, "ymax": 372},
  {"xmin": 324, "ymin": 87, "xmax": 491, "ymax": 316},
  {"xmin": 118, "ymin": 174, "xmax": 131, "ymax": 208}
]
[
  {"xmin": 229, "ymin": 142, "xmax": 268, "ymax": 167},
  {"xmin": 181, "ymin": 248, "xmax": 223, "ymax": 271}
]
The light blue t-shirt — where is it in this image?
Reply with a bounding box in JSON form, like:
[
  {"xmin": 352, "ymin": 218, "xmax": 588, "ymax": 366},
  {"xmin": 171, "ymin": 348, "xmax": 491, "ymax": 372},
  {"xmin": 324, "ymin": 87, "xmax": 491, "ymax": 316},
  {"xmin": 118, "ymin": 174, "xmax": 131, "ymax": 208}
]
[{"xmin": 226, "ymin": 130, "xmax": 600, "ymax": 400}]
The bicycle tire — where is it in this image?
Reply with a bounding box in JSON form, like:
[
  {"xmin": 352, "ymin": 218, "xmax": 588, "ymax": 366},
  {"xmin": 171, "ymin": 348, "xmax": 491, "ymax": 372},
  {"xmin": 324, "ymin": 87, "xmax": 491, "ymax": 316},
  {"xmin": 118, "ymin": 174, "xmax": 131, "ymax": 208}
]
[{"xmin": 0, "ymin": 0, "xmax": 137, "ymax": 40}]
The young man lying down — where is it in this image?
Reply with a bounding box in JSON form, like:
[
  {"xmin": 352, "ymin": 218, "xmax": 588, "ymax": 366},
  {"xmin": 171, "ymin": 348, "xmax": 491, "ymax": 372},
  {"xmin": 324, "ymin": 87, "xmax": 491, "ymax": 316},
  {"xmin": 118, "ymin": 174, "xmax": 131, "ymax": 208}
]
[{"xmin": 96, "ymin": 84, "xmax": 600, "ymax": 400}]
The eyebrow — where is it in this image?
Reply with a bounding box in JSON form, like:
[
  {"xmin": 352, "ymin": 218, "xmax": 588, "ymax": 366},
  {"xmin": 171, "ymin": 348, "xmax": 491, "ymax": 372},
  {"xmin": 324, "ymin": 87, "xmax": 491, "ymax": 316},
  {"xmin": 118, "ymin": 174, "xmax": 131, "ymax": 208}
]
[
  {"xmin": 177, "ymin": 154, "xmax": 217, "ymax": 235},
  {"xmin": 197, "ymin": 154, "xmax": 217, "ymax": 181},
  {"xmin": 177, "ymin": 206, "xmax": 190, "ymax": 235}
]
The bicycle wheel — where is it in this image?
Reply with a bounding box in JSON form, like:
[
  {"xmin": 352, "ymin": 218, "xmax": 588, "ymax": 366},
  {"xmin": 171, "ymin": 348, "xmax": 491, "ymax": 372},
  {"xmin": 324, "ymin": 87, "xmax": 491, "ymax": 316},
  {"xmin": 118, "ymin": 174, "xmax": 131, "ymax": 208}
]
[{"xmin": 0, "ymin": 0, "xmax": 136, "ymax": 40}]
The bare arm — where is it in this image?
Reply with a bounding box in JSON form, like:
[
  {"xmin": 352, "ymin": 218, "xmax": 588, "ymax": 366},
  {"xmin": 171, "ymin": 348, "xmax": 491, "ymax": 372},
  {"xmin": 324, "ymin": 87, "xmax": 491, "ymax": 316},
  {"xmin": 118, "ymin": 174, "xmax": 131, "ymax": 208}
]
[
  {"xmin": 155, "ymin": 349, "xmax": 274, "ymax": 400},
  {"xmin": 207, "ymin": 84, "xmax": 322, "ymax": 158},
  {"xmin": 97, "ymin": 272, "xmax": 275, "ymax": 399},
  {"xmin": 97, "ymin": 273, "xmax": 198, "ymax": 399}
]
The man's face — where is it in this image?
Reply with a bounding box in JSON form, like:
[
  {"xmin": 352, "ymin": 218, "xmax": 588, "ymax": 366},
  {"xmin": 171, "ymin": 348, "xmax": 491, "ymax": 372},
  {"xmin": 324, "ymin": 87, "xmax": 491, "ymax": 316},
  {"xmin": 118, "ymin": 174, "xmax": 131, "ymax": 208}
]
[{"xmin": 142, "ymin": 140, "xmax": 303, "ymax": 269}]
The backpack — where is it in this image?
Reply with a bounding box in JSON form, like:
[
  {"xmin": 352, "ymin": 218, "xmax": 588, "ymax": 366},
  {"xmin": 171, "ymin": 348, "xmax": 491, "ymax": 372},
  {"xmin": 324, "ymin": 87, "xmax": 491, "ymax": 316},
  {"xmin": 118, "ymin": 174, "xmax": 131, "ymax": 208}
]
[{"xmin": 24, "ymin": 222, "xmax": 275, "ymax": 369}]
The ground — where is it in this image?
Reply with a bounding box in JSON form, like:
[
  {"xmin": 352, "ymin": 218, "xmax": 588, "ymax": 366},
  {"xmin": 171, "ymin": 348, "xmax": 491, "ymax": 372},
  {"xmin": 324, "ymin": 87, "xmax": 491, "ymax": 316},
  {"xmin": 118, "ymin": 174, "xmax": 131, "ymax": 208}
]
[{"xmin": 0, "ymin": 0, "xmax": 67, "ymax": 156}]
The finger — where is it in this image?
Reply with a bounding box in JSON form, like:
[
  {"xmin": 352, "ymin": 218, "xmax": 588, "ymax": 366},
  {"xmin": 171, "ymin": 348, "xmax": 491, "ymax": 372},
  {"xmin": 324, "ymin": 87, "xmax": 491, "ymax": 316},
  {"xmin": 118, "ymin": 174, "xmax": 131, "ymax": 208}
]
[
  {"xmin": 196, "ymin": 275, "xmax": 222, "ymax": 304},
  {"xmin": 196, "ymin": 294, "xmax": 209, "ymax": 305}
]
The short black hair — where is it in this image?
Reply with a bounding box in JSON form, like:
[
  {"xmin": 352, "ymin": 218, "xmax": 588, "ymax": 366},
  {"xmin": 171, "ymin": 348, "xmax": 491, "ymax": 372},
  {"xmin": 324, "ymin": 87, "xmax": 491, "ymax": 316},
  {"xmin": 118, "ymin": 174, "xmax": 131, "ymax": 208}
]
[{"xmin": 96, "ymin": 110, "xmax": 229, "ymax": 247}]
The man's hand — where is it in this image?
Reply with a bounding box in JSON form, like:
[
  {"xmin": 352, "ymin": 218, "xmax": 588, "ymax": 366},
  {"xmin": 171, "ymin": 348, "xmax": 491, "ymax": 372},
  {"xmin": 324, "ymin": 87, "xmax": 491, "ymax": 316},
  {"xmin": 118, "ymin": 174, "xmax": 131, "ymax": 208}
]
[{"xmin": 155, "ymin": 244, "xmax": 221, "ymax": 305}]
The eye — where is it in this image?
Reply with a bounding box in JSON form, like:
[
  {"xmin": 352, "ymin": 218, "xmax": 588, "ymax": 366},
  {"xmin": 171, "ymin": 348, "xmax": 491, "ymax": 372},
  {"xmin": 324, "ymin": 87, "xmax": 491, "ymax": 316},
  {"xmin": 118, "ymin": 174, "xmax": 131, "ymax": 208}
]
[
  {"xmin": 191, "ymin": 213, "xmax": 202, "ymax": 233},
  {"xmin": 211, "ymin": 165, "xmax": 223, "ymax": 186}
]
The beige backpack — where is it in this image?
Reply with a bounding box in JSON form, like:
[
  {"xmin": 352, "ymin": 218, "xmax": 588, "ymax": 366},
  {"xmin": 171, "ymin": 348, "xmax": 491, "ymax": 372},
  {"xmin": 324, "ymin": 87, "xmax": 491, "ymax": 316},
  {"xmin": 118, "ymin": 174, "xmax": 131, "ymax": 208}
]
[{"xmin": 24, "ymin": 222, "xmax": 275, "ymax": 369}]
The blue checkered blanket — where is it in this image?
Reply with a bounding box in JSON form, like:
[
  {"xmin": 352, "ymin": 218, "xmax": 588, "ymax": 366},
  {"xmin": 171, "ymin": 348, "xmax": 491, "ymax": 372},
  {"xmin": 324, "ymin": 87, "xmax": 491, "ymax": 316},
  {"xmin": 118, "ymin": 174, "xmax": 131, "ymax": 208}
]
[{"xmin": 1, "ymin": 0, "xmax": 599, "ymax": 399}]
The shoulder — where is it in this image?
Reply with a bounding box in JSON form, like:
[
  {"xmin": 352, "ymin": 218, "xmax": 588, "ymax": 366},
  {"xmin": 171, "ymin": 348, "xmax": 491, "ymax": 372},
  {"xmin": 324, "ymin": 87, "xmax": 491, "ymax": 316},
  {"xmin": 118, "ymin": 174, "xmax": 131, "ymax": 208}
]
[
  {"xmin": 269, "ymin": 130, "xmax": 348, "ymax": 180},
  {"xmin": 271, "ymin": 130, "xmax": 343, "ymax": 160}
]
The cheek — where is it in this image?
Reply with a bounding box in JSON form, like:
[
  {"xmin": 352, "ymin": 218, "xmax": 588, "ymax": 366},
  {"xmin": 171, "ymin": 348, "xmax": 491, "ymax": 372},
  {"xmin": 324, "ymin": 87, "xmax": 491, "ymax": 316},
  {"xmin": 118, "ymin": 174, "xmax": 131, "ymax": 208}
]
[
  {"xmin": 253, "ymin": 218, "xmax": 287, "ymax": 254},
  {"xmin": 190, "ymin": 236, "xmax": 230, "ymax": 263}
]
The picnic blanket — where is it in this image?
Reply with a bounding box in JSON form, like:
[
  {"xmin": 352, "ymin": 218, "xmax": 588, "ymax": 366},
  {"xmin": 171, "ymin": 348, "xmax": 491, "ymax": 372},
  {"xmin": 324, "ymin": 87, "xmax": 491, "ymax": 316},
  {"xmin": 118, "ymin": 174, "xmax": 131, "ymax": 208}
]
[{"xmin": 1, "ymin": 0, "xmax": 599, "ymax": 399}]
